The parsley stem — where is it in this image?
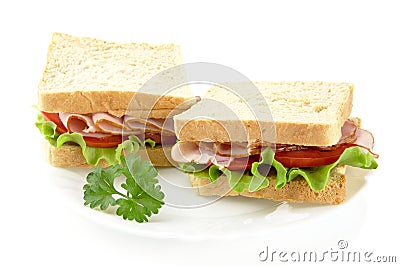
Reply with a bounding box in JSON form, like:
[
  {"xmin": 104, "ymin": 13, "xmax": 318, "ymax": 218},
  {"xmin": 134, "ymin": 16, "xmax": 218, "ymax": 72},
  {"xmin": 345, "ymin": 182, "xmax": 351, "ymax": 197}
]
[
  {"xmin": 115, "ymin": 191, "xmax": 129, "ymax": 199},
  {"xmin": 114, "ymin": 190, "xmax": 143, "ymax": 206}
]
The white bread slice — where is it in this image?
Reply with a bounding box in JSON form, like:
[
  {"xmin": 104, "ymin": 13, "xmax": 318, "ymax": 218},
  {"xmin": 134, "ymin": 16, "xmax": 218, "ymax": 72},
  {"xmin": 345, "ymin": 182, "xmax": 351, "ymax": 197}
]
[
  {"xmin": 38, "ymin": 33, "xmax": 194, "ymax": 117},
  {"xmin": 189, "ymin": 165, "xmax": 346, "ymax": 205},
  {"xmin": 46, "ymin": 143, "xmax": 174, "ymax": 167},
  {"xmin": 174, "ymin": 81, "xmax": 353, "ymax": 146}
]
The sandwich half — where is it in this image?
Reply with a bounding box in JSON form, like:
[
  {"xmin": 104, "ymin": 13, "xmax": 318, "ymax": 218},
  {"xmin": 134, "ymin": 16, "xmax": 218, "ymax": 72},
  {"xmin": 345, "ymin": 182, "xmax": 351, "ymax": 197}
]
[
  {"xmin": 171, "ymin": 81, "xmax": 378, "ymax": 204},
  {"xmin": 36, "ymin": 33, "xmax": 196, "ymax": 167}
]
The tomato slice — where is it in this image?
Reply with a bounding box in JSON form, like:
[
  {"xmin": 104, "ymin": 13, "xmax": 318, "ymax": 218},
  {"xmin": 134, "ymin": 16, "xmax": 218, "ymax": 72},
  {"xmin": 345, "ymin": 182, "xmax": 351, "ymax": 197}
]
[
  {"xmin": 83, "ymin": 135, "xmax": 124, "ymax": 148},
  {"xmin": 41, "ymin": 112, "xmax": 67, "ymax": 133},
  {"xmin": 83, "ymin": 132, "xmax": 176, "ymax": 148},
  {"xmin": 226, "ymin": 155, "xmax": 260, "ymax": 171},
  {"xmin": 226, "ymin": 145, "xmax": 353, "ymax": 170},
  {"xmin": 274, "ymin": 146, "xmax": 350, "ymax": 168}
]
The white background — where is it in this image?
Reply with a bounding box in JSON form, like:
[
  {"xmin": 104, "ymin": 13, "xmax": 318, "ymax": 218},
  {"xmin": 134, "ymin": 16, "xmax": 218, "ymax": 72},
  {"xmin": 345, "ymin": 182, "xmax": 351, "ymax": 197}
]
[{"xmin": 1, "ymin": 0, "xmax": 399, "ymax": 266}]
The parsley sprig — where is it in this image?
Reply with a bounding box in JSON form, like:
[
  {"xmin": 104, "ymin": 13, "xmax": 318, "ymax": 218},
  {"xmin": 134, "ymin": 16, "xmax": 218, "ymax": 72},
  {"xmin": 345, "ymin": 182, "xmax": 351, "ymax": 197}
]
[{"xmin": 83, "ymin": 153, "xmax": 164, "ymax": 223}]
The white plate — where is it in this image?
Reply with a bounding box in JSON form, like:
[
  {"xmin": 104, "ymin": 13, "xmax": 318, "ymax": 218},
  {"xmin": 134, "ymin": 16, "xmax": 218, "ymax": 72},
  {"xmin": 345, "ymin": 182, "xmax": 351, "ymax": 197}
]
[{"xmin": 46, "ymin": 164, "xmax": 370, "ymax": 241}]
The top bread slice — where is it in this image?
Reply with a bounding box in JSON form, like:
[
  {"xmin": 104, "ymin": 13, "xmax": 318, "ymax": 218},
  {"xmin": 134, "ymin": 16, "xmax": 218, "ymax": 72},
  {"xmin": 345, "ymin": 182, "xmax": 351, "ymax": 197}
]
[
  {"xmin": 38, "ymin": 33, "xmax": 194, "ymax": 118},
  {"xmin": 174, "ymin": 81, "xmax": 353, "ymax": 146}
]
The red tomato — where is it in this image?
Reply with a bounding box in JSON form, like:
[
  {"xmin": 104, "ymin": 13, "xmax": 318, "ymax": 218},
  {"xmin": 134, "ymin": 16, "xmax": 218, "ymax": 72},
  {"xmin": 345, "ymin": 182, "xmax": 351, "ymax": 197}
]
[
  {"xmin": 226, "ymin": 155, "xmax": 260, "ymax": 171},
  {"xmin": 274, "ymin": 146, "xmax": 349, "ymax": 168},
  {"xmin": 82, "ymin": 135, "xmax": 124, "ymax": 148},
  {"xmin": 41, "ymin": 112, "xmax": 67, "ymax": 133},
  {"xmin": 226, "ymin": 145, "xmax": 351, "ymax": 170}
]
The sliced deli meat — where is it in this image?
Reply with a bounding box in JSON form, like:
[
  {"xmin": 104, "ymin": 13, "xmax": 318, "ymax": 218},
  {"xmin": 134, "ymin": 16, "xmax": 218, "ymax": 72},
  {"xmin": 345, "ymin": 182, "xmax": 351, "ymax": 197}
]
[
  {"xmin": 124, "ymin": 117, "xmax": 175, "ymax": 135},
  {"xmin": 57, "ymin": 112, "xmax": 175, "ymax": 137},
  {"xmin": 171, "ymin": 120, "xmax": 378, "ymax": 169},
  {"xmin": 59, "ymin": 113, "xmax": 96, "ymax": 133},
  {"xmin": 92, "ymin": 112, "xmax": 124, "ymax": 134},
  {"xmin": 216, "ymin": 143, "xmax": 249, "ymax": 157},
  {"xmin": 172, "ymin": 141, "xmax": 208, "ymax": 164},
  {"xmin": 59, "ymin": 113, "xmax": 111, "ymax": 138},
  {"xmin": 353, "ymin": 128, "xmax": 377, "ymax": 156},
  {"xmin": 44, "ymin": 112, "xmax": 178, "ymax": 147},
  {"xmin": 338, "ymin": 120, "xmax": 358, "ymax": 144}
]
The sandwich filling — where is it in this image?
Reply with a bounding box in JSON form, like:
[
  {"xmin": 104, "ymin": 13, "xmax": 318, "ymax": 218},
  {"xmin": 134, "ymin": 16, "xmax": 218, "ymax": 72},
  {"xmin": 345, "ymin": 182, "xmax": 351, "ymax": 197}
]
[
  {"xmin": 171, "ymin": 120, "xmax": 378, "ymax": 192},
  {"xmin": 36, "ymin": 112, "xmax": 177, "ymax": 165}
]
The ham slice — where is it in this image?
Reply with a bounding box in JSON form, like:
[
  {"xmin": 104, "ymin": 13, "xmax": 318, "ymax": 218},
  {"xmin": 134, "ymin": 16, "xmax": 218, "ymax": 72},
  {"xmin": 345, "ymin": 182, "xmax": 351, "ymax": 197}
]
[
  {"xmin": 171, "ymin": 141, "xmax": 243, "ymax": 168},
  {"xmin": 212, "ymin": 154, "xmax": 234, "ymax": 168},
  {"xmin": 124, "ymin": 117, "xmax": 175, "ymax": 135},
  {"xmin": 215, "ymin": 143, "xmax": 248, "ymax": 157},
  {"xmin": 170, "ymin": 141, "xmax": 235, "ymax": 168},
  {"xmin": 171, "ymin": 120, "xmax": 378, "ymax": 167},
  {"xmin": 171, "ymin": 141, "xmax": 214, "ymax": 164},
  {"xmin": 59, "ymin": 112, "xmax": 176, "ymax": 138},
  {"xmin": 59, "ymin": 113, "xmax": 111, "ymax": 138},
  {"xmin": 353, "ymin": 128, "xmax": 377, "ymax": 156},
  {"xmin": 59, "ymin": 113, "xmax": 96, "ymax": 133},
  {"xmin": 338, "ymin": 120, "xmax": 358, "ymax": 144},
  {"xmin": 93, "ymin": 112, "xmax": 124, "ymax": 134}
]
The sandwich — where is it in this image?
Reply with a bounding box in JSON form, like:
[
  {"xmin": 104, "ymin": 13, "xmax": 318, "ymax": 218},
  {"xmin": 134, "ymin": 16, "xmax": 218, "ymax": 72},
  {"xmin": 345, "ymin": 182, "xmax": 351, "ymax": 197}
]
[
  {"xmin": 36, "ymin": 33, "xmax": 196, "ymax": 167},
  {"xmin": 171, "ymin": 81, "xmax": 378, "ymax": 204}
]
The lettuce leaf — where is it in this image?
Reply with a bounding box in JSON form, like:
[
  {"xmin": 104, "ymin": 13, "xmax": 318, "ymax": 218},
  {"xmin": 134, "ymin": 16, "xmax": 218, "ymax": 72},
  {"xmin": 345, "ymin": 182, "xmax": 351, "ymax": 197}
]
[
  {"xmin": 35, "ymin": 114, "xmax": 60, "ymax": 146},
  {"xmin": 185, "ymin": 146, "xmax": 378, "ymax": 192},
  {"xmin": 184, "ymin": 164, "xmax": 270, "ymax": 193},
  {"xmin": 287, "ymin": 146, "xmax": 378, "ymax": 191},
  {"xmin": 180, "ymin": 163, "xmax": 224, "ymax": 183},
  {"xmin": 35, "ymin": 113, "xmax": 157, "ymax": 166},
  {"xmin": 250, "ymin": 147, "xmax": 288, "ymax": 189},
  {"xmin": 222, "ymin": 168, "xmax": 269, "ymax": 193},
  {"xmin": 182, "ymin": 147, "xmax": 287, "ymax": 193},
  {"xmin": 56, "ymin": 133, "xmax": 158, "ymax": 166},
  {"xmin": 208, "ymin": 165, "xmax": 222, "ymax": 183},
  {"xmin": 181, "ymin": 162, "xmax": 264, "ymax": 193},
  {"xmin": 179, "ymin": 163, "xmax": 208, "ymax": 173},
  {"xmin": 56, "ymin": 133, "xmax": 121, "ymax": 165}
]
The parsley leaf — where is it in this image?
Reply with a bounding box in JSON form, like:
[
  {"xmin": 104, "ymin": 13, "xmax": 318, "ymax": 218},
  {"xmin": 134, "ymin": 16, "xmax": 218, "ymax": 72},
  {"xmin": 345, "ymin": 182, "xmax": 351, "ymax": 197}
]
[{"xmin": 83, "ymin": 153, "xmax": 164, "ymax": 223}]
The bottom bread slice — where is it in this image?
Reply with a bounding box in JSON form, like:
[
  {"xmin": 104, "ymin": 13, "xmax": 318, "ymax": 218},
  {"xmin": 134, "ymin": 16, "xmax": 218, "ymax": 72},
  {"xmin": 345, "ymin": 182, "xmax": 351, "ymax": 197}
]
[
  {"xmin": 189, "ymin": 165, "xmax": 346, "ymax": 205},
  {"xmin": 46, "ymin": 143, "xmax": 174, "ymax": 167}
]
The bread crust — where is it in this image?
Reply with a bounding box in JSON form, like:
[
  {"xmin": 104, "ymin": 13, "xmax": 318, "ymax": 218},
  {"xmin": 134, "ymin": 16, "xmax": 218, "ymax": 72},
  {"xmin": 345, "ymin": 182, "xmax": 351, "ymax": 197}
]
[
  {"xmin": 46, "ymin": 143, "xmax": 174, "ymax": 167},
  {"xmin": 189, "ymin": 165, "xmax": 346, "ymax": 205}
]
